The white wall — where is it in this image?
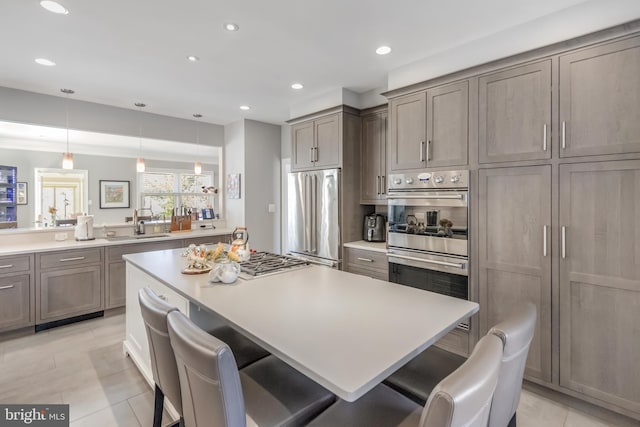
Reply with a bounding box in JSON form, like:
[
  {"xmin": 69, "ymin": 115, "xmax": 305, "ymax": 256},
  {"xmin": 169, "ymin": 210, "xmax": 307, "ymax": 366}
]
[
  {"xmin": 387, "ymin": 0, "xmax": 640, "ymax": 90},
  {"xmin": 223, "ymin": 121, "xmax": 245, "ymax": 230},
  {"xmin": 244, "ymin": 120, "xmax": 282, "ymax": 253},
  {"xmin": 0, "ymin": 87, "xmax": 225, "ymax": 146}
]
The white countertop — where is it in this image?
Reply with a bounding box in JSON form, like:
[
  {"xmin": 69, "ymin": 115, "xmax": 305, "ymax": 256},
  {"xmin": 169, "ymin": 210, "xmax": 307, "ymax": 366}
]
[
  {"xmin": 124, "ymin": 248, "xmax": 478, "ymax": 402},
  {"xmin": 0, "ymin": 228, "xmax": 234, "ymax": 256},
  {"xmin": 344, "ymin": 240, "xmax": 388, "ymax": 253}
]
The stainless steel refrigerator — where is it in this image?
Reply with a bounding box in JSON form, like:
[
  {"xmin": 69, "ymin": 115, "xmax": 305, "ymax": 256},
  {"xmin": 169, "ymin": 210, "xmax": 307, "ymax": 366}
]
[{"xmin": 287, "ymin": 168, "xmax": 341, "ymax": 267}]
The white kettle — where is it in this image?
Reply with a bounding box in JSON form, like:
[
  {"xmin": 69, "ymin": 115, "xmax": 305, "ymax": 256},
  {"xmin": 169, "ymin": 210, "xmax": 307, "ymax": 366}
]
[{"xmin": 74, "ymin": 215, "xmax": 95, "ymax": 241}]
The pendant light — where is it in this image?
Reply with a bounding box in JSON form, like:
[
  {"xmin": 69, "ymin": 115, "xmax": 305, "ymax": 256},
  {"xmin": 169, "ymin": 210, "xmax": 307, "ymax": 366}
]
[
  {"xmin": 61, "ymin": 88, "xmax": 75, "ymax": 169},
  {"xmin": 193, "ymin": 113, "xmax": 202, "ymax": 175},
  {"xmin": 135, "ymin": 102, "xmax": 146, "ymax": 173}
]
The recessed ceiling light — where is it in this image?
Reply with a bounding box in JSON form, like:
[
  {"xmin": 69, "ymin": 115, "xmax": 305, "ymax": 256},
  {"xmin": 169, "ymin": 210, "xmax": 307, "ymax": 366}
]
[
  {"xmin": 239, "ymin": 105, "xmax": 250, "ymax": 111},
  {"xmin": 187, "ymin": 55, "xmax": 200, "ymax": 62},
  {"xmin": 375, "ymin": 46, "xmax": 392, "ymax": 55},
  {"xmin": 224, "ymin": 23, "xmax": 239, "ymax": 31},
  {"xmin": 291, "ymin": 83, "xmax": 304, "ymax": 90},
  {"xmin": 40, "ymin": 1, "xmax": 69, "ymax": 14},
  {"xmin": 35, "ymin": 58, "xmax": 56, "ymax": 66}
]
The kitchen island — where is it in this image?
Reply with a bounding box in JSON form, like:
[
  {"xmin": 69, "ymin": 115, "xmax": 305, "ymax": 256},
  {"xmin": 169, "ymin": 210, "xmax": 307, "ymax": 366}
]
[{"xmin": 124, "ymin": 248, "xmax": 478, "ymax": 403}]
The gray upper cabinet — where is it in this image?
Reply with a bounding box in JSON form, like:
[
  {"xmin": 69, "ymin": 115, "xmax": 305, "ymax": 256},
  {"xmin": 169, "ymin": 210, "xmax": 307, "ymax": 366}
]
[
  {"xmin": 559, "ymin": 160, "xmax": 640, "ymax": 413},
  {"xmin": 479, "ymin": 61, "xmax": 552, "ymax": 163},
  {"xmin": 426, "ymin": 81, "xmax": 469, "ymax": 168},
  {"xmin": 314, "ymin": 114, "xmax": 341, "ymax": 168},
  {"xmin": 291, "ymin": 113, "xmax": 341, "ymax": 171},
  {"xmin": 291, "ymin": 121, "xmax": 315, "ymax": 171},
  {"xmin": 559, "ymin": 36, "xmax": 640, "ymax": 157},
  {"xmin": 360, "ymin": 109, "xmax": 387, "ymax": 204},
  {"xmin": 389, "ymin": 82, "xmax": 469, "ymax": 172},
  {"xmin": 478, "ymin": 166, "xmax": 552, "ymax": 382},
  {"xmin": 389, "ymin": 92, "xmax": 426, "ymax": 171}
]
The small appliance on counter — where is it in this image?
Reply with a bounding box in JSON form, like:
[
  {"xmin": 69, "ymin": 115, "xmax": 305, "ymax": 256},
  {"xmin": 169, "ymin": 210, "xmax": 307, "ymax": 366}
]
[
  {"xmin": 74, "ymin": 214, "xmax": 95, "ymax": 241},
  {"xmin": 363, "ymin": 213, "xmax": 385, "ymax": 242}
]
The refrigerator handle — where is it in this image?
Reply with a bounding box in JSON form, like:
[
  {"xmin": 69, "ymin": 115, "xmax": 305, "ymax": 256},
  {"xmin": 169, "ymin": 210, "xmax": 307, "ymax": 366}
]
[
  {"xmin": 311, "ymin": 174, "xmax": 317, "ymax": 253},
  {"xmin": 304, "ymin": 174, "xmax": 309, "ymax": 252}
]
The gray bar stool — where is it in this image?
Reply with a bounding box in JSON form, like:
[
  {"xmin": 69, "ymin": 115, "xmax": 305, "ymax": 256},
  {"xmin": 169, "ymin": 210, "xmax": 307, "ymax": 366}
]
[
  {"xmin": 167, "ymin": 310, "xmax": 336, "ymax": 427},
  {"xmin": 385, "ymin": 303, "xmax": 537, "ymax": 427},
  {"xmin": 138, "ymin": 287, "xmax": 269, "ymax": 427},
  {"xmin": 306, "ymin": 333, "xmax": 504, "ymax": 427}
]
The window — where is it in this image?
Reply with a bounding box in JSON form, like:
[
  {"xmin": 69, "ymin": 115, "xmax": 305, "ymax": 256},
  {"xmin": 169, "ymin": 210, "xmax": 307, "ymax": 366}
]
[
  {"xmin": 139, "ymin": 169, "xmax": 219, "ymax": 219},
  {"xmin": 35, "ymin": 168, "xmax": 89, "ymax": 224}
]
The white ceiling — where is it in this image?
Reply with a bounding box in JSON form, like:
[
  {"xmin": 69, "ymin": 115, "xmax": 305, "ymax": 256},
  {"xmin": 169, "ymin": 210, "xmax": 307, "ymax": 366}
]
[{"xmin": 0, "ymin": 0, "xmax": 636, "ymax": 125}]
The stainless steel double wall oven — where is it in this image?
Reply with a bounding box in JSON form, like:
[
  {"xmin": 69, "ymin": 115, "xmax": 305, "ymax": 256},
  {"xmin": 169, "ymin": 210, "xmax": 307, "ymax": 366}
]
[{"xmin": 387, "ymin": 170, "xmax": 470, "ymax": 327}]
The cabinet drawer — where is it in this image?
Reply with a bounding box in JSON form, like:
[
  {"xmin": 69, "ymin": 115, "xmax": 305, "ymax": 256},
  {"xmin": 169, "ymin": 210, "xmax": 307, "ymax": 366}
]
[
  {"xmin": 107, "ymin": 240, "xmax": 182, "ymax": 262},
  {"xmin": 39, "ymin": 248, "xmax": 102, "ymax": 269},
  {"xmin": 345, "ymin": 265, "xmax": 388, "ymax": 282},
  {"xmin": 0, "ymin": 254, "xmax": 32, "ymax": 274},
  {"xmin": 345, "ymin": 248, "xmax": 388, "ymax": 272},
  {"xmin": 182, "ymin": 234, "xmax": 232, "ymax": 247},
  {"xmin": 0, "ymin": 274, "xmax": 33, "ymax": 331}
]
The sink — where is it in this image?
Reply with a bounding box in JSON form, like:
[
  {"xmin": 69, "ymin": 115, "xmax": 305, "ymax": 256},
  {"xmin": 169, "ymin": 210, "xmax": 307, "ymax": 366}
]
[{"xmin": 106, "ymin": 234, "xmax": 170, "ymax": 241}]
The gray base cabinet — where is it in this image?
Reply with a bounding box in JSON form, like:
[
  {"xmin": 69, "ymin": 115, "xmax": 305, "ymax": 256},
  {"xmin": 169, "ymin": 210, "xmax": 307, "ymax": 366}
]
[
  {"xmin": 344, "ymin": 247, "xmax": 388, "ymax": 281},
  {"xmin": 0, "ymin": 254, "xmax": 34, "ymax": 332},
  {"xmin": 479, "ymin": 61, "xmax": 551, "ymax": 163},
  {"xmin": 559, "ymin": 36, "xmax": 640, "ymax": 158},
  {"xmin": 36, "ymin": 248, "xmax": 104, "ymax": 324},
  {"xmin": 559, "ymin": 160, "xmax": 640, "ymax": 413},
  {"xmin": 105, "ymin": 240, "xmax": 183, "ymax": 309},
  {"xmin": 478, "ymin": 166, "xmax": 552, "ymax": 382}
]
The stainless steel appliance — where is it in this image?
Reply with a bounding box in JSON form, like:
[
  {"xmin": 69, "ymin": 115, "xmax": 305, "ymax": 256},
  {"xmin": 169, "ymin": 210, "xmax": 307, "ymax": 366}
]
[
  {"xmin": 287, "ymin": 169, "xmax": 341, "ymax": 267},
  {"xmin": 239, "ymin": 251, "xmax": 310, "ymax": 280},
  {"xmin": 363, "ymin": 214, "xmax": 385, "ymax": 242},
  {"xmin": 387, "ymin": 170, "xmax": 470, "ymax": 328}
]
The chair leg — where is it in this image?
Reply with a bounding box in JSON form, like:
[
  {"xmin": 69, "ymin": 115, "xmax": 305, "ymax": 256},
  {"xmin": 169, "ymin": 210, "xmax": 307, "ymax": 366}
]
[
  {"xmin": 153, "ymin": 384, "xmax": 165, "ymax": 427},
  {"xmin": 508, "ymin": 412, "xmax": 517, "ymax": 427}
]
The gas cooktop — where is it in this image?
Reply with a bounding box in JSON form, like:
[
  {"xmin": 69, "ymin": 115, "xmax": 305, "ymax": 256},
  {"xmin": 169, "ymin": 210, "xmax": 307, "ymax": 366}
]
[{"xmin": 239, "ymin": 252, "xmax": 310, "ymax": 279}]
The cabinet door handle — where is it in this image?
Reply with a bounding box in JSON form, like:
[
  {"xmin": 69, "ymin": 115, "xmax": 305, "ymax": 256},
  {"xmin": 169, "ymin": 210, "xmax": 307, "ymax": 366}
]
[
  {"xmin": 561, "ymin": 226, "xmax": 567, "ymax": 259},
  {"xmin": 314, "ymin": 147, "xmax": 318, "ymax": 162},
  {"xmin": 0, "ymin": 264, "xmax": 14, "ymax": 269},
  {"xmin": 376, "ymin": 175, "xmax": 380, "ymax": 195},
  {"xmin": 357, "ymin": 257, "xmax": 374, "ymax": 263},
  {"xmin": 426, "ymin": 140, "xmax": 431, "ymax": 161},
  {"xmin": 543, "ymin": 225, "xmax": 548, "ymax": 257},
  {"xmin": 543, "ymin": 124, "xmax": 547, "ymax": 151},
  {"xmin": 562, "ymin": 121, "xmax": 566, "ymax": 149},
  {"xmin": 0, "ymin": 284, "xmax": 15, "ymax": 290},
  {"xmin": 59, "ymin": 256, "xmax": 85, "ymax": 262},
  {"xmin": 419, "ymin": 141, "xmax": 425, "ymax": 162},
  {"xmin": 309, "ymin": 147, "xmax": 314, "ymax": 163},
  {"xmin": 381, "ymin": 176, "xmax": 385, "ymax": 195}
]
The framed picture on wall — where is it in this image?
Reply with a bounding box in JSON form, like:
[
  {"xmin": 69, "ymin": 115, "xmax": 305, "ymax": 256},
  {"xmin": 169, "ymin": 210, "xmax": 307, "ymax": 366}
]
[
  {"xmin": 16, "ymin": 182, "xmax": 27, "ymax": 205},
  {"xmin": 99, "ymin": 180, "xmax": 130, "ymax": 209}
]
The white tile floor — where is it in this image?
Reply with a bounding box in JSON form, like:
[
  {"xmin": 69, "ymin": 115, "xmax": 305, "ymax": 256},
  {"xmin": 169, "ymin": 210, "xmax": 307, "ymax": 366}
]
[{"xmin": 0, "ymin": 312, "xmax": 635, "ymax": 426}]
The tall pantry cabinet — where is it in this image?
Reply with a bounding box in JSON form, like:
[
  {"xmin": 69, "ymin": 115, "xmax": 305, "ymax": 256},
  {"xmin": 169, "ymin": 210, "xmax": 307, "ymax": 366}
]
[
  {"xmin": 477, "ymin": 33, "xmax": 640, "ymax": 416},
  {"xmin": 383, "ymin": 24, "xmax": 640, "ymax": 420}
]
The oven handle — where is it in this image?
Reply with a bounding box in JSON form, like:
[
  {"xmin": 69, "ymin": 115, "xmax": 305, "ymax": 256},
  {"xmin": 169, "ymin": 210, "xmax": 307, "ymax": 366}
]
[
  {"xmin": 387, "ymin": 251, "xmax": 466, "ymax": 270},
  {"xmin": 387, "ymin": 194, "xmax": 465, "ymax": 200}
]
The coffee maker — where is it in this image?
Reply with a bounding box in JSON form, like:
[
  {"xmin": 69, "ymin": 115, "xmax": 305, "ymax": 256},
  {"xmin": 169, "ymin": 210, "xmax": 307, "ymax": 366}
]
[{"xmin": 363, "ymin": 214, "xmax": 385, "ymax": 242}]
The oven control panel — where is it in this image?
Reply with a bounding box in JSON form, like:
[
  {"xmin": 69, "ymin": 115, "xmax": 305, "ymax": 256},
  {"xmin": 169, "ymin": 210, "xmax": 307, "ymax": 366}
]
[{"xmin": 388, "ymin": 170, "xmax": 468, "ymax": 190}]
